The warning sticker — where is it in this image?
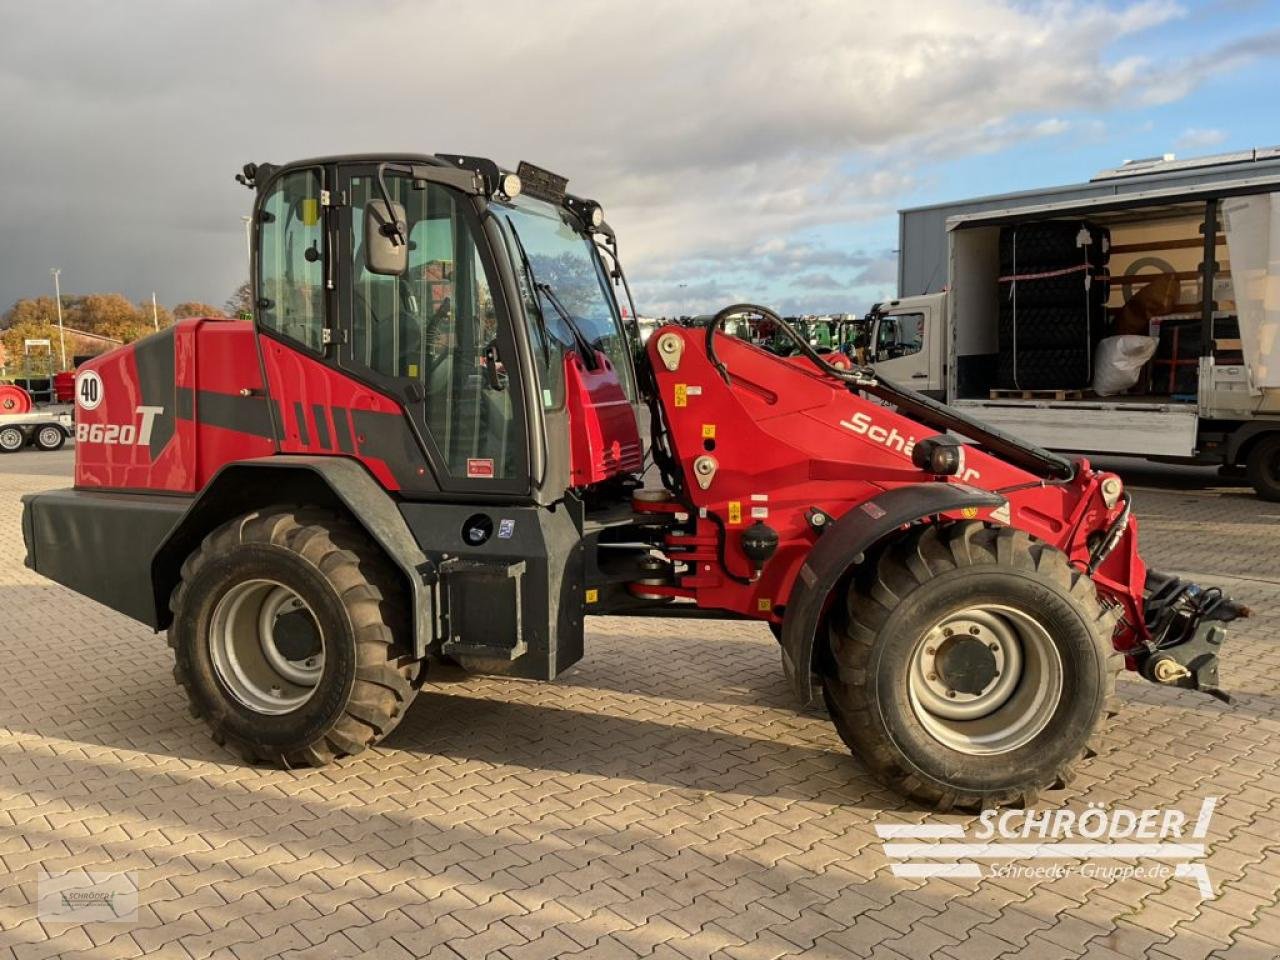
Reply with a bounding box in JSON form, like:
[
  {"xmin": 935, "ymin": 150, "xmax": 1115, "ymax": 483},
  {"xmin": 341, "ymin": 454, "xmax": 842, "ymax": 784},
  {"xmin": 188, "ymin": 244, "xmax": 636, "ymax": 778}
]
[
  {"xmin": 674, "ymin": 384, "xmax": 688, "ymax": 407},
  {"xmin": 686, "ymin": 385, "xmax": 702, "ymax": 396},
  {"xmin": 990, "ymin": 502, "xmax": 1011, "ymax": 524},
  {"xmin": 751, "ymin": 506, "xmax": 769, "ymax": 519},
  {"xmin": 585, "ymin": 588, "xmax": 599, "ymax": 604},
  {"xmin": 466, "ymin": 458, "xmax": 495, "ymax": 478},
  {"xmin": 728, "ymin": 501, "xmax": 742, "ymax": 524},
  {"xmin": 757, "ymin": 598, "xmax": 772, "ymax": 612},
  {"xmin": 860, "ymin": 501, "xmax": 887, "ymax": 520},
  {"xmin": 701, "ymin": 423, "xmax": 716, "ymax": 439}
]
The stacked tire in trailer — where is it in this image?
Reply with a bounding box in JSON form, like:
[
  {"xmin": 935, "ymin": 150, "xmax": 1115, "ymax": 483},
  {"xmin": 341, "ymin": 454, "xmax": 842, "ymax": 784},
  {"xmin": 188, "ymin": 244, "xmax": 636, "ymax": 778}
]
[{"xmin": 997, "ymin": 221, "xmax": 1110, "ymax": 390}]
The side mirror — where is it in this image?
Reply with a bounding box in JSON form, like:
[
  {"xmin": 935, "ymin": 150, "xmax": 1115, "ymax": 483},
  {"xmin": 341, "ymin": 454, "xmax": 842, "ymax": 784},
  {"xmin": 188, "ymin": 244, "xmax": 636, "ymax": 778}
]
[{"xmin": 365, "ymin": 200, "xmax": 408, "ymax": 276}]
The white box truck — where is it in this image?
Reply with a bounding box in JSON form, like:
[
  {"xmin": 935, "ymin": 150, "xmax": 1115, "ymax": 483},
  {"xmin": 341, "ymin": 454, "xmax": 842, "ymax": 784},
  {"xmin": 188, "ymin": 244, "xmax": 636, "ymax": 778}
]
[{"xmin": 869, "ymin": 178, "xmax": 1280, "ymax": 499}]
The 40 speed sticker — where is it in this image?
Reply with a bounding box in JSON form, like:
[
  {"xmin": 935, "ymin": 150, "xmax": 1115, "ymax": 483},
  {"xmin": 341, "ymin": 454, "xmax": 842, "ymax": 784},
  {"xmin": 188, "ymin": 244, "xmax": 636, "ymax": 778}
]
[{"xmin": 76, "ymin": 370, "xmax": 104, "ymax": 410}]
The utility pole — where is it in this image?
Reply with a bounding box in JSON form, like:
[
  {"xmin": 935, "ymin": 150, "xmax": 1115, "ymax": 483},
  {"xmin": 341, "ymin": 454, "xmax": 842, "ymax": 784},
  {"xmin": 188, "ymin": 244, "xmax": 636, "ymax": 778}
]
[
  {"xmin": 50, "ymin": 268, "xmax": 67, "ymax": 370},
  {"xmin": 152, "ymin": 292, "xmax": 160, "ymax": 331}
]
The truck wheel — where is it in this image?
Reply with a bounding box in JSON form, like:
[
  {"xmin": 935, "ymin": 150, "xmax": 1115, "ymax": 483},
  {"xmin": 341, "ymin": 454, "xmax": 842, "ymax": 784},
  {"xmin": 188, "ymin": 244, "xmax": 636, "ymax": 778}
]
[
  {"xmin": 823, "ymin": 521, "xmax": 1120, "ymax": 810},
  {"xmin": 0, "ymin": 426, "xmax": 25, "ymax": 452},
  {"xmin": 1246, "ymin": 434, "xmax": 1280, "ymax": 502},
  {"xmin": 169, "ymin": 508, "xmax": 421, "ymax": 766},
  {"xmin": 34, "ymin": 425, "xmax": 66, "ymax": 451}
]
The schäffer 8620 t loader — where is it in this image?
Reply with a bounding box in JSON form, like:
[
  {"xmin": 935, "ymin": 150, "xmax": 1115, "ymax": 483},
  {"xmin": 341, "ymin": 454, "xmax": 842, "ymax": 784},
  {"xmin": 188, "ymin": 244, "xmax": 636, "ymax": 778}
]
[{"xmin": 22, "ymin": 153, "xmax": 1246, "ymax": 809}]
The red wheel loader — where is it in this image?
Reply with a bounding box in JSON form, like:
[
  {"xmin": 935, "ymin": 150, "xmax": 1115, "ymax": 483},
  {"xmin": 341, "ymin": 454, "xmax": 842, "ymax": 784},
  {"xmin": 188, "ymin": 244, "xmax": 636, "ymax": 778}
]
[{"xmin": 21, "ymin": 154, "xmax": 1247, "ymax": 809}]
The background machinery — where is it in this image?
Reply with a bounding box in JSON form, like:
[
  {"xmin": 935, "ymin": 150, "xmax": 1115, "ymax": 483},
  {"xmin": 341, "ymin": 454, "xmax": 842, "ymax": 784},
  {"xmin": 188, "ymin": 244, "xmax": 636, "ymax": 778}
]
[{"xmin": 21, "ymin": 153, "xmax": 1245, "ymax": 809}]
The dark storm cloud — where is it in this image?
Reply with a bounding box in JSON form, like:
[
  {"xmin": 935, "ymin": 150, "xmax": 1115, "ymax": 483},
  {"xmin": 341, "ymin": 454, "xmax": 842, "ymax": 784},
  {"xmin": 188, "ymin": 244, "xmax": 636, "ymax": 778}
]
[{"xmin": 0, "ymin": 1, "xmax": 1274, "ymax": 318}]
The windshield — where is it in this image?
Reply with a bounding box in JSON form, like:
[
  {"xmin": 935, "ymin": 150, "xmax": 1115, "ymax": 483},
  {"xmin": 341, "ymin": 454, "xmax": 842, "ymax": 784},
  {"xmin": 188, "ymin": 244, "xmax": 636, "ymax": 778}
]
[{"xmin": 493, "ymin": 196, "xmax": 636, "ymax": 408}]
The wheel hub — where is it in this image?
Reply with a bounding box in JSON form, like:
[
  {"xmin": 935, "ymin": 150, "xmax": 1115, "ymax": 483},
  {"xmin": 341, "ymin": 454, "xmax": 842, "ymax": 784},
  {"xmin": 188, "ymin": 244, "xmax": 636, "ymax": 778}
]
[
  {"xmin": 209, "ymin": 579, "xmax": 325, "ymax": 715},
  {"xmin": 908, "ymin": 604, "xmax": 1062, "ymax": 755}
]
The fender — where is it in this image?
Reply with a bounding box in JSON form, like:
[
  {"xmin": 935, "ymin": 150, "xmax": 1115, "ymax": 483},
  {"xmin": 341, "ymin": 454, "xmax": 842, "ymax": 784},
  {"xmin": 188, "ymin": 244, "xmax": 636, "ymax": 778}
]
[
  {"xmin": 780, "ymin": 482, "xmax": 1005, "ymax": 705},
  {"xmin": 152, "ymin": 456, "xmax": 434, "ymax": 656}
]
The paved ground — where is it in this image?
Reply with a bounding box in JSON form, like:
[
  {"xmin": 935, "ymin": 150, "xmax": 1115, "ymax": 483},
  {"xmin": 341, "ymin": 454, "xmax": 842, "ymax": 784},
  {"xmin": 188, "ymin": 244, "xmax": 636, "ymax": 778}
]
[{"xmin": 1, "ymin": 450, "xmax": 1279, "ymax": 959}]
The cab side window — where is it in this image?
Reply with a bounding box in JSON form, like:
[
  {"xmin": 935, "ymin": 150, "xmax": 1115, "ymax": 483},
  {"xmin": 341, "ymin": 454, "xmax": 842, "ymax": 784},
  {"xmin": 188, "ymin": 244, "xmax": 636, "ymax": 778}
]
[
  {"xmin": 257, "ymin": 170, "xmax": 326, "ymax": 351},
  {"xmin": 876, "ymin": 312, "xmax": 925, "ymax": 361}
]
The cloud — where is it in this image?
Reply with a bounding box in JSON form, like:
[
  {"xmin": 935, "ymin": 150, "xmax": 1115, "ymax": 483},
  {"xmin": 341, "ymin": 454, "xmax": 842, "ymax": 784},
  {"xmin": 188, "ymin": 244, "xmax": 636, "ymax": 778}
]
[
  {"xmin": 0, "ymin": 0, "xmax": 1270, "ymax": 323},
  {"xmin": 1175, "ymin": 127, "xmax": 1229, "ymax": 151}
]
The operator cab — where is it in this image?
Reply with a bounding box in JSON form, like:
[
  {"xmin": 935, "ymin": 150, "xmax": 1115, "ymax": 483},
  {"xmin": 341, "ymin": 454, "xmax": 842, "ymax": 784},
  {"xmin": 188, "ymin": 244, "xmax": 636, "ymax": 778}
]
[{"xmin": 243, "ymin": 154, "xmax": 644, "ymax": 506}]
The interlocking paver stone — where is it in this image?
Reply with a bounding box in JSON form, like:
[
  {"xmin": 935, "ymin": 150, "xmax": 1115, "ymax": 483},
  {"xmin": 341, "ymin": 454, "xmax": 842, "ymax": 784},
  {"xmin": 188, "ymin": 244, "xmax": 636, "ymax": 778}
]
[{"xmin": 2, "ymin": 453, "xmax": 1279, "ymax": 959}]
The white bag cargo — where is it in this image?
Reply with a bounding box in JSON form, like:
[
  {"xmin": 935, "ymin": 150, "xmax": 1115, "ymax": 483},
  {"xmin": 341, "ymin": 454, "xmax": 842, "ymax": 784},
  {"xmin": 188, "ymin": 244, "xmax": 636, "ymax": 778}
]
[{"xmin": 1093, "ymin": 335, "xmax": 1158, "ymax": 396}]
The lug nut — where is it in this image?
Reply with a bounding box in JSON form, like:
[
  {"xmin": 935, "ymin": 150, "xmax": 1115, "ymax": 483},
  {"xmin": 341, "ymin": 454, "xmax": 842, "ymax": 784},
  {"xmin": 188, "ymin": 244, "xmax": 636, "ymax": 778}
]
[
  {"xmin": 969, "ymin": 626, "xmax": 980, "ymax": 635},
  {"xmin": 927, "ymin": 673, "xmax": 937, "ymax": 682},
  {"xmin": 943, "ymin": 628, "xmax": 954, "ymax": 637},
  {"xmin": 946, "ymin": 690, "xmax": 956, "ymax": 699},
  {"xmin": 925, "ymin": 646, "xmax": 936, "ymax": 656},
  {"xmin": 988, "ymin": 642, "xmax": 998, "ymax": 651}
]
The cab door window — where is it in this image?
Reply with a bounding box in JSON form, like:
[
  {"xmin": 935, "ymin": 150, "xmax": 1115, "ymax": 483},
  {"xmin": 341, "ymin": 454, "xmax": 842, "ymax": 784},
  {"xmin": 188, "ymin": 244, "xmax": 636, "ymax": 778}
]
[
  {"xmin": 257, "ymin": 169, "xmax": 325, "ymax": 351},
  {"xmin": 876, "ymin": 312, "xmax": 925, "ymax": 361},
  {"xmin": 348, "ymin": 176, "xmax": 518, "ymax": 481}
]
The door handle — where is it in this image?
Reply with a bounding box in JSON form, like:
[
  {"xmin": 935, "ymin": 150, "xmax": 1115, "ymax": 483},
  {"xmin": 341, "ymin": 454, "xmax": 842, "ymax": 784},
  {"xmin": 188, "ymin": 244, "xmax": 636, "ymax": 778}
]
[{"xmin": 912, "ymin": 373, "xmax": 928, "ymax": 379}]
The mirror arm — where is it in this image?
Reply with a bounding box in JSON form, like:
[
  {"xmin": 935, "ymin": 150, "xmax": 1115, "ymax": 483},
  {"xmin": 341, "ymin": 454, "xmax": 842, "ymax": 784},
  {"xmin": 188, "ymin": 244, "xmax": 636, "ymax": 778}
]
[{"xmin": 374, "ymin": 163, "xmax": 408, "ymax": 247}]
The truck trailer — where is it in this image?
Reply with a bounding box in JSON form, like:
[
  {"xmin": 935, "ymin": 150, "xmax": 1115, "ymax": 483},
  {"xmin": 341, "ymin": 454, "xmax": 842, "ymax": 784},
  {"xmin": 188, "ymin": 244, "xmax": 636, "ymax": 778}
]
[{"xmin": 873, "ymin": 158, "xmax": 1280, "ymax": 499}]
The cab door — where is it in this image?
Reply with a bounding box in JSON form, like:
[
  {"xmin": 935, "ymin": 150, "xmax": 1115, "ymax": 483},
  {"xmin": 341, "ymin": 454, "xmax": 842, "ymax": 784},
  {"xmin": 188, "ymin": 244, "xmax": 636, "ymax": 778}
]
[
  {"xmin": 871, "ymin": 304, "xmax": 942, "ymax": 396},
  {"xmin": 336, "ymin": 165, "xmax": 531, "ymax": 496}
]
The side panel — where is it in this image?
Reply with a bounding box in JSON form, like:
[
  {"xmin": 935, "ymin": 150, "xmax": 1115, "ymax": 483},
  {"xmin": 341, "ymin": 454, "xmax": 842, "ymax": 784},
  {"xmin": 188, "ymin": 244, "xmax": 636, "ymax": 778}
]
[
  {"xmin": 398, "ymin": 501, "xmax": 584, "ymax": 680},
  {"xmin": 952, "ymin": 399, "xmax": 1199, "ymax": 458},
  {"xmin": 259, "ymin": 334, "xmax": 439, "ymax": 496}
]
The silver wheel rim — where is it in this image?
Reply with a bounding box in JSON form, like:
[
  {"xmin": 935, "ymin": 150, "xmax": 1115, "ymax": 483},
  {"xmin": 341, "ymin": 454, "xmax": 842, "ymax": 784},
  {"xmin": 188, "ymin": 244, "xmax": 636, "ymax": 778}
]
[
  {"xmin": 209, "ymin": 579, "xmax": 324, "ymax": 715},
  {"xmin": 37, "ymin": 427, "xmax": 61, "ymax": 448},
  {"xmin": 0, "ymin": 428, "xmax": 23, "ymax": 451},
  {"xmin": 908, "ymin": 604, "xmax": 1062, "ymax": 755}
]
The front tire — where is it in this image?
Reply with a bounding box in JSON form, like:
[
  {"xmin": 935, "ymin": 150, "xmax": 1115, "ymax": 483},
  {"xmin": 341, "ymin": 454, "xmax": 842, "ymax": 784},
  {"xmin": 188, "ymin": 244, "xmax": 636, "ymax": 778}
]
[
  {"xmin": 169, "ymin": 509, "xmax": 421, "ymax": 766},
  {"xmin": 1246, "ymin": 434, "xmax": 1280, "ymax": 502},
  {"xmin": 823, "ymin": 521, "xmax": 1121, "ymax": 810}
]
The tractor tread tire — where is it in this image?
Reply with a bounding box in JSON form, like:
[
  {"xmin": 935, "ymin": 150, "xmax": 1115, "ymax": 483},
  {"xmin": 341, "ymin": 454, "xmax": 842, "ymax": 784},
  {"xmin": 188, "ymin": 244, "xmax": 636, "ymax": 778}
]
[
  {"xmin": 823, "ymin": 521, "xmax": 1122, "ymax": 811},
  {"xmin": 168, "ymin": 508, "xmax": 421, "ymax": 768}
]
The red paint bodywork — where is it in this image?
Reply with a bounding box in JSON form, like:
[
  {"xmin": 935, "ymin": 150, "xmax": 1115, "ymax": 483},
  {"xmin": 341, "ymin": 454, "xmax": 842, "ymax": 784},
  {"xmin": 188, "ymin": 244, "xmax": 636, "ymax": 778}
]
[
  {"xmin": 73, "ymin": 319, "xmax": 415, "ymax": 493},
  {"xmin": 564, "ymin": 350, "xmax": 643, "ymax": 486},
  {"xmin": 642, "ymin": 326, "xmax": 1148, "ymax": 652}
]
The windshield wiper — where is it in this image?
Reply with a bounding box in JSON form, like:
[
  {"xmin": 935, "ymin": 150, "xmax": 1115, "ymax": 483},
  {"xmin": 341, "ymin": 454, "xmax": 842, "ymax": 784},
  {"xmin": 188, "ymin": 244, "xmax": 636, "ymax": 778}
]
[
  {"xmin": 505, "ymin": 219, "xmax": 553, "ymax": 369},
  {"xmin": 535, "ymin": 282, "xmax": 599, "ymax": 371}
]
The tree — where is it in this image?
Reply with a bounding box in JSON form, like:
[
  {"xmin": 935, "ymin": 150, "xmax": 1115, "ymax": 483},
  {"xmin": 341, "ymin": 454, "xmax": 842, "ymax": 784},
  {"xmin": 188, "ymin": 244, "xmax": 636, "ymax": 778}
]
[
  {"xmin": 225, "ymin": 281, "xmax": 253, "ymax": 319},
  {"xmin": 173, "ymin": 301, "xmax": 226, "ymax": 319}
]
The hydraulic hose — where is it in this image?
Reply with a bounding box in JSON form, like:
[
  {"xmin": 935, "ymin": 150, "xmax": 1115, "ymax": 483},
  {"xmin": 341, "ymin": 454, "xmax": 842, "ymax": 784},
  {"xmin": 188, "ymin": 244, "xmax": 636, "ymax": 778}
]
[{"xmin": 703, "ymin": 303, "xmax": 1075, "ymax": 482}]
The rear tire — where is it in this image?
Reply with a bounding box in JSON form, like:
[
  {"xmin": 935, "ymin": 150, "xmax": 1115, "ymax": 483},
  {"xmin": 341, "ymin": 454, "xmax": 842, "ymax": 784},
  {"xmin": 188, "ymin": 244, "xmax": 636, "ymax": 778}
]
[
  {"xmin": 169, "ymin": 508, "xmax": 421, "ymax": 766},
  {"xmin": 1246, "ymin": 434, "xmax": 1280, "ymax": 502},
  {"xmin": 34, "ymin": 425, "xmax": 65, "ymax": 451},
  {"xmin": 0, "ymin": 426, "xmax": 24, "ymax": 453},
  {"xmin": 823, "ymin": 521, "xmax": 1121, "ymax": 810}
]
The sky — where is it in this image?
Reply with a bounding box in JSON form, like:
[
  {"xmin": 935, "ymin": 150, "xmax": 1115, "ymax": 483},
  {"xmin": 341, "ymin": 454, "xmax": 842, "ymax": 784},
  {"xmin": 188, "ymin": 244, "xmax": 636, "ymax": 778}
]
[{"xmin": 0, "ymin": 0, "xmax": 1277, "ymax": 320}]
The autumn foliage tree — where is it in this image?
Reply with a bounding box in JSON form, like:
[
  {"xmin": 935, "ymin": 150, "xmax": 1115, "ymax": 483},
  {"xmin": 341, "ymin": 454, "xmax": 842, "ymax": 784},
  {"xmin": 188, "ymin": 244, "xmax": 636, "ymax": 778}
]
[
  {"xmin": 1, "ymin": 293, "xmax": 182, "ymax": 371},
  {"xmin": 173, "ymin": 302, "xmax": 227, "ymax": 319}
]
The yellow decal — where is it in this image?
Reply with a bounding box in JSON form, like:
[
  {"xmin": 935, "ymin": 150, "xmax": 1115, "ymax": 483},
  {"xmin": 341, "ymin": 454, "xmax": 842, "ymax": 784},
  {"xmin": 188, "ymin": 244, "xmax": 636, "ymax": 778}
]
[
  {"xmin": 702, "ymin": 423, "xmax": 716, "ymax": 439},
  {"xmin": 585, "ymin": 588, "xmax": 599, "ymax": 604},
  {"xmin": 674, "ymin": 384, "xmax": 688, "ymax": 407},
  {"xmin": 728, "ymin": 501, "xmax": 742, "ymax": 524},
  {"xmin": 961, "ymin": 506, "xmax": 978, "ymax": 519},
  {"xmin": 757, "ymin": 598, "xmax": 772, "ymax": 612},
  {"xmin": 300, "ymin": 197, "xmax": 320, "ymax": 226},
  {"xmin": 407, "ymin": 363, "xmax": 420, "ymax": 378}
]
